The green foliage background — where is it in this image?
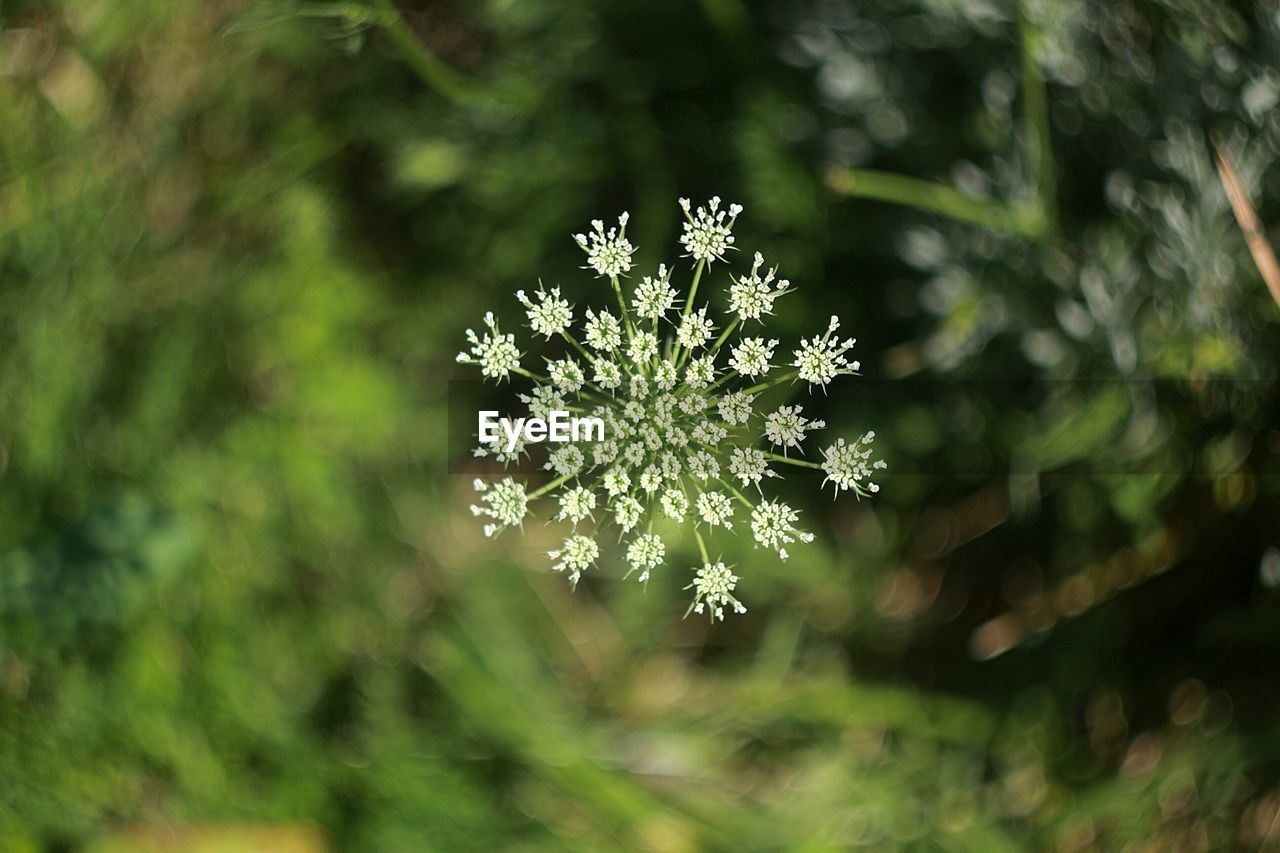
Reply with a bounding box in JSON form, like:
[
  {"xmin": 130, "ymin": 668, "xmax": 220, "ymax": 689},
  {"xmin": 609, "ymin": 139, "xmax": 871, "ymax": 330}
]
[{"xmin": 1, "ymin": 0, "xmax": 1279, "ymax": 849}]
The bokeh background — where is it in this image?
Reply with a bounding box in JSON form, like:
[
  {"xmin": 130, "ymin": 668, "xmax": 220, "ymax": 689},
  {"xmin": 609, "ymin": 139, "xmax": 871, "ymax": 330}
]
[{"xmin": 3, "ymin": 0, "xmax": 1280, "ymax": 849}]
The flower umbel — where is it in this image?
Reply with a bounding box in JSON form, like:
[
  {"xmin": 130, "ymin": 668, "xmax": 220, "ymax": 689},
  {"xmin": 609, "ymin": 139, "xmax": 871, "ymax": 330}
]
[
  {"xmin": 575, "ymin": 212, "xmax": 635, "ymax": 278},
  {"xmin": 686, "ymin": 561, "xmax": 747, "ymax": 622},
  {"xmin": 458, "ymin": 198, "xmax": 883, "ymax": 621},
  {"xmin": 549, "ymin": 535, "xmax": 599, "ymax": 588},
  {"xmin": 750, "ymin": 499, "xmax": 813, "ymax": 561},
  {"xmin": 679, "ymin": 196, "xmax": 742, "ymax": 265},
  {"xmin": 821, "ymin": 432, "xmax": 886, "ymax": 497},
  {"xmin": 729, "ymin": 336, "xmax": 778, "ymax": 378},
  {"xmin": 633, "ymin": 264, "xmax": 678, "ymax": 320},
  {"xmin": 626, "ymin": 533, "xmax": 665, "ymax": 583},
  {"xmin": 470, "ymin": 477, "xmax": 528, "ymax": 538},
  {"xmin": 517, "ymin": 285, "xmax": 573, "ymax": 338},
  {"xmin": 793, "ymin": 315, "xmax": 860, "ymax": 389},
  {"xmin": 456, "ymin": 312, "xmax": 521, "ymax": 381},
  {"xmin": 729, "ymin": 253, "xmax": 792, "ymax": 322}
]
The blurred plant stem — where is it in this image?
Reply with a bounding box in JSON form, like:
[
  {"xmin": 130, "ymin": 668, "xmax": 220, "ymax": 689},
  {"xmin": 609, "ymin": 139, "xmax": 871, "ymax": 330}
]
[
  {"xmin": 828, "ymin": 0, "xmax": 1056, "ymax": 241},
  {"xmin": 1211, "ymin": 132, "xmax": 1280, "ymax": 311},
  {"xmin": 825, "ymin": 167, "xmax": 1044, "ymax": 237},
  {"xmin": 372, "ymin": 0, "xmax": 491, "ymax": 108},
  {"xmin": 1017, "ymin": 0, "xmax": 1057, "ymax": 237}
]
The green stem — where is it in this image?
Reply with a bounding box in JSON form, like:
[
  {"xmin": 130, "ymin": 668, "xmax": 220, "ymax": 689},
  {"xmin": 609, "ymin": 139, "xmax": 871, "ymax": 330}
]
[
  {"xmin": 702, "ymin": 371, "xmax": 737, "ymax": 395},
  {"xmin": 826, "ymin": 166, "xmax": 1041, "ymax": 237},
  {"xmin": 743, "ymin": 368, "xmax": 799, "ymax": 395},
  {"xmin": 819, "ymin": 2, "xmax": 1059, "ymax": 242},
  {"xmin": 529, "ymin": 472, "xmax": 574, "ymax": 500},
  {"xmin": 683, "ymin": 260, "xmax": 706, "ymax": 323},
  {"xmin": 374, "ymin": 0, "xmax": 490, "ymax": 108},
  {"xmin": 560, "ymin": 330, "xmax": 597, "ymax": 364},
  {"xmin": 651, "ymin": 314, "xmax": 662, "ymax": 372},
  {"xmin": 611, "ymin": 275, "xmax": 635, "ymax": 340},
  {"xmin": 1017, "ymin": 0, "xmax": 1057, "ymax": 237},
  {"xmin": 708, "ymin": 315, "xmax": 739, "ymax": 355},
  {"xmin": 824, "ymin": 2, "xmax": 1058, "ymax": 242},
  {"xmin": 513, "ymin": 365, "xmax": 548, "ymax": 383},
  {"xmin": 671, "ymin": 259, "xmax": 705, "ymax": 365},
  {"xmin": 764, "ymin": 451, "xmax": 821, "ymax": 470},
  {"xmin": 576, "ymin": 384, "xmax": 612, "ymax": 403},
  {"xmin": 718, "ymin": 478, "xmax": 755, "ymax": 510},
  {"xmin": 589, "ymin": 512, "xmax": 606, "ymax": 538},
  {"xmin": 676, "ymin": 340, "xmax": 699, "ymax": 371},
  {"xmin": 694, "ymin": 528, "xmax": 710, "ymax": 564}
]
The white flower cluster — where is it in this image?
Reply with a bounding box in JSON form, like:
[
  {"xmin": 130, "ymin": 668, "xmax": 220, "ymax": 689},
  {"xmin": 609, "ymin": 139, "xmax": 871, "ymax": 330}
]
[
  {"xmin": 457, "ymin": 198, "xmax": 884, "ymax": 621},
  {"xmin": 686, "ymin": 561, "xmax": 747, "ymax": 621},
  {"xmin": 679, "ymin": 196, "xmax": 741, "ymax": 264},
  {"xmin": 455, "ymin": 312, "xmax": 521, "ymax": 381},
  {"xmin": 574, "ymin": 213, "xmax": 634, "ymax": 278},
  {"xmin": 820, "ymin": 431, "xmax": 886, "ymax": 497}
]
